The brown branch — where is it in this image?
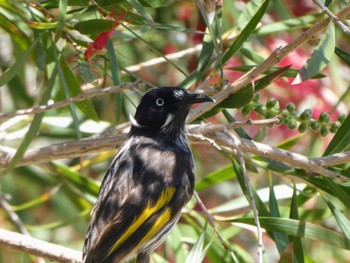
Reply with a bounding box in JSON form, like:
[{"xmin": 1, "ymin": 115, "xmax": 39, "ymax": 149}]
[
  {"xmin": 1, "ymin": 122, "xmax": 349, "ymax": 181},
  {"xmin": 0, "ymin": 81, "xmax": 144, "ymax": 120},
  {"xmin": 313, "ymin": 0, "xmax": 350, "ymax": 34},
  {"xmin": 0, "ymin": 228, "xmax": 82, "ymax": 263},
  {"xmin": 207, "ymin": 133, "xmax": 350, "ymax": 181},
  {"xmin": 0, "ymin": 118, "xmax": 279, "ymax": 168}
]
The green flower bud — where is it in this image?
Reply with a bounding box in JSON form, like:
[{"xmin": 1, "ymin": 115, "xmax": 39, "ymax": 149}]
[
  {"xmin": 252, "ymin": 93, "xmax": 260, "ymax": 103},
  {"xmin": 310, "ymin": 119, "xmax": 320, "ymax": 131},
  {"xmin": 286, "ymin": 103, "xmax": 296, "ymax": 113},
  {"xmin": 281, "ymin": 109, "xmax": 290, "ymax": 119},
  {"xmin": 266, "ymin": 98, "xmax": 278, "ymax": 109},
  {"xmin": 298, "ymin": 123, "xmax": 307, "ymax": 133},
  {"xmin": 329, "ymin": 122, "xmax": 339, "ymax": 133},
  {"xmin": 320, "ymin": 125, "xmax": 329, "ymax": 137},
  {"xmin": 254, "ymin": 104, "xmax": 266, "ymax": 115},
  {"xmin": 241, "ymin": 105, "xmax": 251, "ymax": 116},
  {"xmin": 266, "ymin": 109, "xmax": 278, "ymax": 118},
  {"xmin": 288, "ymin": 119, "xmax": 297, "ymax": 129},
  {"xmin": 318, "ymin": 112, "xmax": 330, "ymax": 123},
  {"xmin": 299, "ymin": 108, "xmax": 312, "ymax": 121},
  {"xmin": 337, "ymin": 114, "xmax": 346, "ymax": 123}
]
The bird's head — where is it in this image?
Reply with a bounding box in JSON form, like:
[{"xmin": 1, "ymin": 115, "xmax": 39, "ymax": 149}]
[{"xmin": 130, "ymin": 87, "xmax": 214, "ymax": 136}]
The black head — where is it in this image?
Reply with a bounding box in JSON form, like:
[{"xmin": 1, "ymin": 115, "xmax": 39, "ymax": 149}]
[{"xmin": 129, "ymin": 87, "xmax": 214, "ymax": 136}]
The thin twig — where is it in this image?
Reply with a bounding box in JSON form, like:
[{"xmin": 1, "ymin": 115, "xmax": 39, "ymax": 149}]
[
  {"xmin": 313, "ymin": 0, "xmax": 350, "ymax": 34},
  {"xmin": 220, "ymin": 130, "xmax": 264, "ymax": 263},
  {"xmin": 193, "ymin": 192, "xmax": 229, "ymax": 249},
  {"xmin": 1, "ymin": 124, "xmax": 350, "ymax": 181},
  {"xmin": 0, "ymin": 196, "xmax": 46, "ymax": 263},
  {"xmin": 189, "ymin": 133, "xmax": 223, "ymax": 151},
  {"xmin": 0, "ymin": 195, "xmax": 30, "ymax": 236},
  {"xmin": 0, "ymin": 228, "xmax": 82, "ymax": 263},
  {"xmin": 188, "ymin": 117, "xmax": 281, "ymax": 134},
  {"xmin": 0, "ymin": 81, "xmax": 144, "ymax": 120}
]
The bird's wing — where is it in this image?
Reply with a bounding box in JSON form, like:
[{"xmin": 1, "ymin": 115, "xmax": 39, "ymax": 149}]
[{"xmin": 83, "ymin": 136, "xmax": 194, "ymax": 262}]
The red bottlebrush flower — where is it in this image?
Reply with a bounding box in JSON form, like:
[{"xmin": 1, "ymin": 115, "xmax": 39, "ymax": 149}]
[{"xmin": 85, "ymin": 29, "xmax": 117, "ymax": 60}]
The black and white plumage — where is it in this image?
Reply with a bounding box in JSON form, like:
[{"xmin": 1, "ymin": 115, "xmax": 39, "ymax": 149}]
[{"xmin": 83, "ymin": 87, "xmax": 214, "ymax": 263}]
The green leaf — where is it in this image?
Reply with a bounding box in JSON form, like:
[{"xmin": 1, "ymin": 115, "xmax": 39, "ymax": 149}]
[
  {"xmin": 323, "ymin": 114, "xmax": 350, "ymax": 156},
  {"xmin": 60, "ymin": 60, "xmax": 99, "ymax": 122},
  {"xmin": 275, "ymin": 136, "xmax": 301, "ymax": 150},
  {"xmin": 12, "ymin": 185, "xmax": 61, "ymax": 211},
  {"xmin": 74, "ymin": 19, "xmax": 114, "ymax": 35},
  {"xmin": 218, "ymin": 85, "xmax": 254, "ymax": 108},
  {"xmin": 221, "ymin": 0, "xmax": 269, "ymax": 64},
  {"xmin": 335, "ymin": 46, "xmax": 350, "ymax": 66},
  {"xmin": 294, "ymin": 21, "xmax": 335, "ymax": 84},
  {"xmin": 0, "ymin": 13, "xmax": 30, "ymax": 49},
  {"xmin": 27, "ymin": 21, "xmax": 58, "ymax": 30},
  {"xmin": 0, "ymin": 36, "xmax": 40, "ymax": 88},
  {"xmin": 322, "ymin": 177, "xmax": 350, "ymax": 208},
  {"xmin": 228, "ymin": 217, "xmax": 350, "ymax": 250},
  {"xmin": 167, "ymin": 225, "xmax": 188, "ymax": 263},
  {"xmin": 289, "ymin": 184, "xmax": 304, "ymax": 263},
  {"xmin": 212, "ymin": 63, "xmax": 291, "ymax": 111},
  {"xmin": 226, "ymin": 65, "xmax": 326, "ymax": 79},
  {"xmin": 107, "ymin": 39, "xmax": 123, "ymax": 121},
  {"xmin": 195, "ymin": 29, "xmax": 215, "ymax": 85},
  {"xmin": 53, "ymin": 163, "xmax": 100, "ymax": 197},
  {"xmin": 196, "ymin": 0, "xmax": 223, "ymax": 76},
  {"xmin": 185, "ymin": 223, "xmax": 207, "ymax": 263},
  {"xmin": 127, "ymin": 0, "xmax": 154, "ymax": 25},
  {"xmin": 232, "ymin": 159, "xmax": 270, "ymax": 217},
  {"xmin": 138, "ymin": 0, "xmax": 170, "ymax": 7},
  {"xmin": 195, "ymin": 165, "xmax": 235, "ymax": 191},
  {"xmin": 122, "ymin": 23, "xmax": 187, "ymax": 77},
  {"xmin": 236, "ymin": 0, "xmax": 263, "ymax": 30},
  {"xmin": 0, "ymin": 65, "xmax": 56, "ymax": 176},
  {"xmin": 55, "ymin": 0, "xmax": 68, "ymax": 41},
  {"xmin": 256, "ymin": 15, "xmax": 318, "ymax": 35},
  {"xmin": 323, "ymin": 195, "xmax": 350, "ymax": 239},
  {"xmin": 222, "ymin": 110, "xmax": 251, "ymax": 140},
  {"xmin": 269, "ymin": 182, "xmax": 289, "ymax": 254}
]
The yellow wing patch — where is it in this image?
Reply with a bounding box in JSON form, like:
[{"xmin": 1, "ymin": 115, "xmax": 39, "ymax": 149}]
[{"xmin": 106, "ymin": 187, "xmax": 176, "ymax": 257}]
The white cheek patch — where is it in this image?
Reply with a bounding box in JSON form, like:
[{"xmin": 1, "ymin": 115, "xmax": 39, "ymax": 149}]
[
  {"xmin": 161, "ymin": 113, "xmax": 174, "ymax": 128},
  {"xmin": 129, "ymin": 114, "xmax": 145, "ymax": 128}
]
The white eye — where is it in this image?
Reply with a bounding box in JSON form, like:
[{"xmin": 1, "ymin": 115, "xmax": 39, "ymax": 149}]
[{"xmin": 156, "ymin": 98, "xmax": 164, "ymax": 106}]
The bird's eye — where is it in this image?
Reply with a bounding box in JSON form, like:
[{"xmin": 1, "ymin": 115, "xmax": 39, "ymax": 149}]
[{"xmin": 156, "ymin": 98, "xmax": 165, "ymax": 107}]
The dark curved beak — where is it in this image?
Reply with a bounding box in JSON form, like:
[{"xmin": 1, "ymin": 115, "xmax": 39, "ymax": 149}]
[{"xmin": 186, "ymin": 92, "xmax": 215, "ymax": 105}]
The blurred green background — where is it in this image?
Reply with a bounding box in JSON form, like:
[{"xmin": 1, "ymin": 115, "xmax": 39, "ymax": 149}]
[{"xmin": 1, "ymin": 0, "xmax": 350, "ymax": 262}]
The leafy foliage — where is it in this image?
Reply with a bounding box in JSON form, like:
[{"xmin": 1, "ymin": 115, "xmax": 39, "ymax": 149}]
[{"xmin": 1, "ymin": 0, "xmax": 350, "ymax": 262}]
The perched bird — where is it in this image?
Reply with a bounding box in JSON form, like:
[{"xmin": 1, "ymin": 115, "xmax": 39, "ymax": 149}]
[{"xmin": 83, "ymin": 87, "xmax": 213, "ymax": 263}]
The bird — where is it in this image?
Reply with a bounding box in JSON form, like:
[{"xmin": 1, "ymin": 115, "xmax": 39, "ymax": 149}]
[{"xmin": 83, "ymin": 86, "xmax": 214, "ymax": 263}]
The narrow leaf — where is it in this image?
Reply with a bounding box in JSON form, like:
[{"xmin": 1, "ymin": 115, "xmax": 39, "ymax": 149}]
[
  {"xmin": 221, "ymin": 0, "xmax": 269, "ymax": 64},
  {"xmin": 185, "ymin": 223, "xmax": 207, "ymax": 263},
  {"xmin": 323, "ymin": 114, "xmax": 350, "ymax": 156},
  {"xmin": 335, "ymin": 46, "xmax": 350, "ymax": 66},
  {"xmin": 269, "ymin": 182, "xmax": 289, "ymax": 254},
  {"xmin": 60, "ymin": 60, "xmax": 99, "ymax": 122},
  {"xmin": 229, "ymin": 217, "xmax": 350, "ymax": 250},
  {"xmin": 195, "ymin": 165, "xmax": 235, "ymax": 191},
  {"xmin": 127, "ymin": 0, "xmax": 154, "ymax": 25},
  {"xmin": 53, "ymin": 163, "xmax": 100, "ymax": 196},
  {"xmin": 55, "ymin": 0, "xmax": 68, "ymax": 41},
  {"xmin": 293, "ymin": 21, "xmax": 335, "ymax": 84},
  {"xmin": 0, "ymin": 67, "xmax": 56, "ymax": 176},
  {"xmin": 289, "ymin": 184, "xmax": 304, "ymax": 263},
  {"xmin": 323, "ymin": 196, "xmax": 350, "ymax": 239},
  {"xmin": 107, "ymin": 39, "xmax": 123, "ymax": 121},
  {"xmin": 0, "ymin": 36, "xmax": 40, "ymax": 87}
]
